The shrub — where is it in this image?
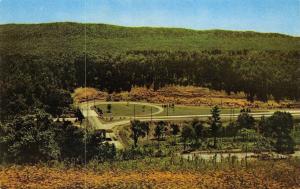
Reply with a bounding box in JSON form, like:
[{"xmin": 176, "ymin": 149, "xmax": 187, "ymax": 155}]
[{"xmin": 1, "ymin": 112, "xmax": 60, "ymax": 164}]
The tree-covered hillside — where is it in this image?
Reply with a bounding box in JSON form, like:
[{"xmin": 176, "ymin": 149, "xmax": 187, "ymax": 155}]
[
  {"xmin": 0, "ymin": 23, "xmax": 299, "ymax": 120},
  {"xmin": 0, "ymin": 22, "xmax": 299, "ymax": 56}
]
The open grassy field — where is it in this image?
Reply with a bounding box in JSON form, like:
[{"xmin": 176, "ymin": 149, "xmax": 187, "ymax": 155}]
[
  {"xmin": 94, "ymin": 102, "xmax": 268, "ymax": 118},
  {"xmin": 157, "ymin": 105, "xmax": 259, "ymax": 116},
  {"xmin": 95, "ymin": 103, "xmax": 161, "ymax": 117}
]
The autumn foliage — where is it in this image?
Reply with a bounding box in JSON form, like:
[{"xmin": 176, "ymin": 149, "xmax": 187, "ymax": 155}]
[{"xmin": 1, "ymin": 160, "xmax": 299, "ymax": 189}]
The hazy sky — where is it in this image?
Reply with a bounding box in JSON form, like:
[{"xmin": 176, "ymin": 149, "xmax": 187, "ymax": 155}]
[{"xmin": 0, "ymin": 0, "xmax": 299, "ymax": 35}]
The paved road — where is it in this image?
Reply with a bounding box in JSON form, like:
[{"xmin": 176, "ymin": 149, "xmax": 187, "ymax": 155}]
[
  {"xmin": 79, "ymin": 100, "xmax": 300, "ymax": 149},
  {"xmin": 79, "ymin": 101, "xmax": 164, "ymax": 149},
  {"xmin": 79, "ymin": 101, "xmax": 123, "ymax": 149}
]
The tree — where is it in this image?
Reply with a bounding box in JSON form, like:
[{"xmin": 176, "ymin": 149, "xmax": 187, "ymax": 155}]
[
  {"xmin": 170, "ymin": 123, "xmax": 180, "ymax": 143},
  {"xmin": 258, "ymin": 116, "xmax": 268, "ymax": 135},
  {"xmin": 1, "ymin": 111, "xmax": 60, "ymax": 164},
  {"xmin": 87, "ymin": 131, "xmax": 116, "ymax": 162},
  {"xmin": 260, "ymin": 112, "xmax": 295, "ymax": 154},
  {"xmin": 170, "ymin": 123, "xmax": 180, "ymax": 136},
  {"xmin": 253, "ymin": 136, "xmax": 274, "ymax": 154},
  {"xmin": 54, "ymin": 120, "xmax": 85, "ymax": 161},
  {"xmin": 0, "ymin": 123, "xmax": 9, "ymax": 163},
  {"xmin": 0, "ymin": 110, "xmax": 119, "ymax": 164},
  {"xmin": 274, "ymin": 135, "xmax": 295, "ymax": 154},
  {"xmin": 154, "ymin": 121, "xmax": 166, "ymax": 141},
  {"xmin": 191, "ymin": 118, "xmax": 203, "ymax": 145},
  {"xmin": 140, "ymin": 122, "xmax": 150, "ymax": 140},
  {"xmin": 75, "ymin": 108, "xmax": 84, "ymax": 123},
  {"xmin": 268, "ymin": 112, "xmax": 293, "ymax": 136},
  {"xmin": 226, "ymin": 122, "xmax": 238, "ymax": 138},
  {"xmin": 44, "ymin": 88, "xmax": 72, "ymax": 117},
  {"xmin": 107, "ymin": 104, "xmax": 112, "ymax": 113},
  {"xmin": 209, "ymin": 106, "xmax": 222, "ymax": 148},
  {"xmin": 130, "ymin": 120, "xmax": 146, "ymax": 147},
  {"xmin": 181, "ymin": 125, "xmax": 195, "ymax": 150},
  {"xmin": 236, "ymin": 109, "xmax": 255, "ymax": 129},
  {"xmin": 238, "ymin": 128, "xmax": 256, "ymax": 142},
  {"xmin": 1, "ymin": 50, "xmax": 300, "ymax": 123}
]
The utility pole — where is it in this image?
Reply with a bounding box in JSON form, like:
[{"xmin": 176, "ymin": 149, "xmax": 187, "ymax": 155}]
[
  {"xmin": 167, "ymin": 104, "xmax": 169, "ymax": 116},
  {"xmin": 151, "ymin": 107, "xmax": 153, "ymax": 122},
  {"xmin": 230, "ymin": 108, "xmax": 232, "ymax": 123},
  {"xmin": 245, "ymin": 144, "xmax": 248, "ymax": 169},
  {"xmin": 93, "ymin": 96, "xmax": 95, "ymax": 107},
  {"xmin": 133, "ymin": 104, "xmax": 136, "ymax": 120},
  {"xmin": 293, "ymin": 122, "xmax": 296, "ymax": 139}
]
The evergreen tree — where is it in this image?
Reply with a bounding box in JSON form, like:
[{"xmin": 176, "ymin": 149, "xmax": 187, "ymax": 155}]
[{"xmin": 209, "ymin": 106, "xmax": 222, "ymax": 148}]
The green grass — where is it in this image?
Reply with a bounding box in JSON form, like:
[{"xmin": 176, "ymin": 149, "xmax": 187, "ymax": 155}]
[
  {"xmin": 156, "ymin": 105, "xmax": 266, "ymax": 116},
  {"xmin": 96, "ymin": 103, "xmax": 268, "ymax": 118},
  {"xmin": 292, "ymin": 122, "xmax": 300, "ymax": 145},
  {"xmin": 293, "ymin": 130, "xmax": 300, "ymax": 145},
  {"xmin": 157, "ymin": 105, "xmax": 240, "ymax": 116},
  {"xmin": 95, "ymin": 103, "xmax": 160, "ymax": 117}
]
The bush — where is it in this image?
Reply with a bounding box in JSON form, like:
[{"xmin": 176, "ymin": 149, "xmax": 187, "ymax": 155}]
[
  {"xmin": 237, "ymin": 110, "xmax": 255, "ymax": 129},
  {"xmin": 237, "ymin": 128, "xmax": 258, "ymax": 142},
  {"xmin": 54, "ymin": 121, "xmax": 85, "ymax": 162},
  {"xmin": 259, "ymin": 112, "xmax": 295, "ymax": 154},
  {"xmin": 274, "ymin": 135, "xmax": 295, "ymax": 154},
  {"xmin": 0, "ymin": 112, "xmax": 117, "ymax": 164},
  {"xmin": 0, "ymin": 112, "xmax": 60, "ymax": 164},
  {"xmin": 253, "ymin": 136, "xmax": 274, "ymax": 153},
  {"xmin": 86, "ymin": 131, "xmax": 116, "ymax": 162}
]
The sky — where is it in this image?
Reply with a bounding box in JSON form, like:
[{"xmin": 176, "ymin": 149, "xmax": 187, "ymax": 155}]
[{"xmin": 0, "ymin": 0, "xmax": 299, "ymax": 36}]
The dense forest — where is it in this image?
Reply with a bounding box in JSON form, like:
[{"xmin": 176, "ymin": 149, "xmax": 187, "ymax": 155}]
[
  {"xmin": 0, "ymin": 22, "xmax": 300, "ymax": 120},
  {"xmin": 1, "ymin": 22, "xmax": 299, "ymax": 56}
]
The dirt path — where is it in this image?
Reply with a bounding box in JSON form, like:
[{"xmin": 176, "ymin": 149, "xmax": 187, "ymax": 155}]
[{"xmin": 181, "ymin": 150, "xmax": 300, "ymax": 162}]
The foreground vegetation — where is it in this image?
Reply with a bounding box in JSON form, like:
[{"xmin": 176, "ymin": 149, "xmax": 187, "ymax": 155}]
[
  {"xmin": 0, "ymin": 111, "xmax": 116, "ymax": 164},
  {"xmin": 1, "ymin": 159, "xmax": 299, "ymax": 189},
  {"xmin": 126, "ymin": 107, "xmax": 297, "ymax": 154},
  {"xmin": 1, "ymin": 105, "xmax": 297, "ymax": 166}
]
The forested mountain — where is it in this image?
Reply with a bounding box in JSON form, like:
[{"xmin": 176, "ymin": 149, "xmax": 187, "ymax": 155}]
[
  {"xmin": 0, "ymin": 22, "xmax": 299, "ymax": 120},
  {"xmin": 0, "ymin": 22, "xmax": 299, "ymax": 56}
]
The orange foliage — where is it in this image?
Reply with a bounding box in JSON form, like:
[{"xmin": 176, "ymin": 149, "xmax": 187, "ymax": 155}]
[
  {"xmin": 122, "ymin": 86, "xmax": 291, "ymax": 108},
  {"xmin": 72, "ymin": 86, "xmax": 294, "ymax": 108},
  {"xmin": 73, "ymin": 87, "xmax": 107, "ymax": 103},
  {"xmin": 1, "ymin": 161, "xmax": 299, "ymax": 189}
]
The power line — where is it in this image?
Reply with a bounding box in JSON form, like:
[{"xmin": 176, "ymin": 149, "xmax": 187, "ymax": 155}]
[{"xmin": 84, "ymin": 0, "xmax": 87, "ymax": 188}]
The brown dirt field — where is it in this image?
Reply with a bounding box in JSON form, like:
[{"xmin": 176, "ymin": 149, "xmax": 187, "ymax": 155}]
[
  {"xmin": 1, "ymin": 161, "xmax": 299, "ymax": 189},
  {"xmin": 73, "ymin": 87, "xmax": 108, "ymax": 103},
  {"xmin": 73, "ymin": 86, "xmax": 296, "ymax": 109}
]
